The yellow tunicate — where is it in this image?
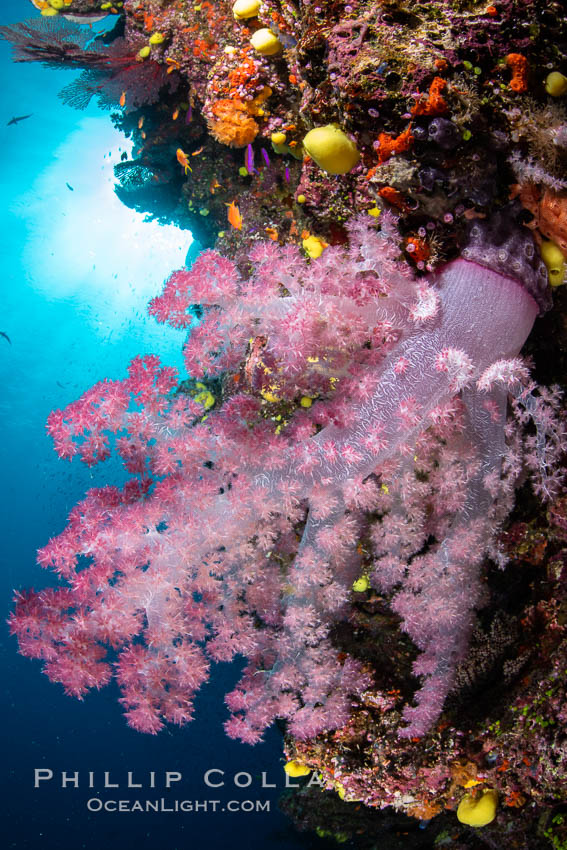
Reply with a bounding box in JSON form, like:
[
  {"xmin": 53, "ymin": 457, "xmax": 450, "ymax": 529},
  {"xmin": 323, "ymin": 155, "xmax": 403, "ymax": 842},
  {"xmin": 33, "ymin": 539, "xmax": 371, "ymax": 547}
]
[
  {"xmin": 303, "ymin": 124, "xmax": 360, "ymax": 174},
  {"xmin": 250, "ymin": 28, "xmax": 282, "ymax": 56},
  {"xmin": 368, "ymin": 207, "xmax": 381, "ymax": 217},
  {"xmin": 300, "ymin": 396, "xmax": 313, "ymax": 408},
  {"xmin": 48, "ymin": 0, "xmax": 65, "ymax": 7},
  {"xmin": 541, "ymin": 239, "xmax": 566, "ymax": 286},
  {"xmin": 297, "ymin": 194, "xmax": 306, "ymax": 204},
  {"xmin": 233, "ymin": 0, "xmax": 261, "ymax": 19},
  {"xmin": 271, "ymin": 131, "xmax": 287, "ymax": 145},
  {"xmin": 303, "ymin": 235, "xmax": 327, "ymax": 259},
  {"xmin": 284, "ymin": 760, "xmax": 311, "ymax": 777},
  {"xmin": 457, "ymin": 790, "xmax": 498, "ymax": 827},
  {"xmin": 352, "ymin": 576, "xmax": 370, "ymax": 592},
  {"xmin": 545, "ymin": 71, "xmax": 567, "ymax": 97},
  {"xmin": 149, "ymin": 32, "xmax": 166, "ymax": 44},
  {"xmin": 41, "ymin": 6, "xmax": 59, "ymax": 13},
  {"xmin": 137, "ymin": 45, "xmax": 151, "ymax": 59}
]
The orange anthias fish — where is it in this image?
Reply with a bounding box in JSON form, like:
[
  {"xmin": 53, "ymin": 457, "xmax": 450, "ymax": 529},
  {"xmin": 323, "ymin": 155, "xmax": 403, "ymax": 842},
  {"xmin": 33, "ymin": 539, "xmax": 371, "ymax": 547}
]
[
  {"xmin": 119, "ymin": 90, "xmax": 126, "ymax": 107},
  {"xmin": 176, "ymin": 148, "xmax": 192, "ymax": 174},
  {"xmin": 227, "ymin": 201, "xmax": 242, "ymax": 230}
]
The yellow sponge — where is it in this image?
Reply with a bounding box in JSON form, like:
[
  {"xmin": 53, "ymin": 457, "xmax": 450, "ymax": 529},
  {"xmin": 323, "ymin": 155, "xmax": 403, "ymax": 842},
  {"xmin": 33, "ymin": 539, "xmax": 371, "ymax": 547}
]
[
  {"xmin": 284, "ymin": 760, "xmax": 311, "ymax": 777},
  {"xmin": 457, "ymin": 790, "xmax": 498, "ymax": 827},
  {"xmin": 233, "ymin": 0, "xmax": 261, "ymax": 19},
  {"xmin": 303, "ymin": 125, "xmax": 360, "ymax": 174},
  {"xmin": 545, "ymin": 71, "xmax": 567, "ymax": 97},
  {"xmin": 540, "ymin": 239, "xmax": 566, "ymax": 286},
  {"xmin": 250, "ymin": 28, "xmax": 282, "ymax": 56}
]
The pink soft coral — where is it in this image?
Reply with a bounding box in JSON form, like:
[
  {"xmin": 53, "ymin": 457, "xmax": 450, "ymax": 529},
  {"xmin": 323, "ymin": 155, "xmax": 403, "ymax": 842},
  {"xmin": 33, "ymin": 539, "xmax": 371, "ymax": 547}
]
[{"xmin": 11, "ymin": 219, "xmax": 559, "ymax": 741}]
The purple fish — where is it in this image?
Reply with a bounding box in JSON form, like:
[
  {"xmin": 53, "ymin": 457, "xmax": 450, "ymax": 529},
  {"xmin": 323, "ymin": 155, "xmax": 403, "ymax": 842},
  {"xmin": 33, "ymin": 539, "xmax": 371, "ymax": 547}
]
[
  {"xmin": 285, "ymin": 167, "xmax": 290, "ymax": 182},
  {"xmin": 261, "ymin": 148, "xmax": 270, "ymax": 167},
  {"xmin": 186, "ymin": 106, "xmax": 192, "ymax": 124},
  {"xmin": 246, "ymin": 144, "xmax": 255, "ymax": 173}
]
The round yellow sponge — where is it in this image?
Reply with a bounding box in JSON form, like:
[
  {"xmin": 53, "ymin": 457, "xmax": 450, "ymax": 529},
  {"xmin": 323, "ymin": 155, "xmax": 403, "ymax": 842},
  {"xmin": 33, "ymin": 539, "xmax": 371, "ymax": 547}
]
[
  {"xmin": 457, "ymin": 790, "xmax": 498, "ymax": 827},
  {"xmin": 233, "ymin": 0, "xmax": 261, "ymax": 19},
  {"xmin": 302, "ymin": 125, "xmax": 360, "ymax": 174},
  {"xmin": 545, "ymin": 71, "xmax": 567, "ymax": 97},
  {"xmin": 250, "ymin": 28, "xmax": 282, "ymax": 56}
]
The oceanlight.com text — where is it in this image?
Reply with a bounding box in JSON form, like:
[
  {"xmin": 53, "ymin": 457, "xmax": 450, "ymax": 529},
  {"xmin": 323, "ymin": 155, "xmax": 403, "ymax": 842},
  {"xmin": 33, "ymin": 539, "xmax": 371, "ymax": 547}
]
[{"xmin": 86, "ymin": 798, "xmax": 271, "ymax": 813}]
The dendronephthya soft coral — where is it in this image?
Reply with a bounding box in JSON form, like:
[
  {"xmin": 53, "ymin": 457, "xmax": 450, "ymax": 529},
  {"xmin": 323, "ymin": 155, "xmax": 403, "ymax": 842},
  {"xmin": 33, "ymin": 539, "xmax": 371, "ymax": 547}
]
[
  {"xmin": 12, "ymin": 207, "xmax": 560, "ymax": 742},
  {"xmin": 10, "ymin": 210, "xmax": 561, "ymax": 743}
]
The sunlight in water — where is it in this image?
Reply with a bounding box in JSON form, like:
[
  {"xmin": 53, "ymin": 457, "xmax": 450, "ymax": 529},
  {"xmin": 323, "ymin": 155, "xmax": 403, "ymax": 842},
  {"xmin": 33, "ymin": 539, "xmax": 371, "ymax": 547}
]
[{"xmin": 13, "ymin": 116, "xmax": 191, "ymax": 330}]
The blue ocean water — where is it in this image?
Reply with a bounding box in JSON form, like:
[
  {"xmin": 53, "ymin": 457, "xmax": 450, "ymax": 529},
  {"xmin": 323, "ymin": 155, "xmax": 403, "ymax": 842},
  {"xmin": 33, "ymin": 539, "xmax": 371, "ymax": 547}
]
[{"xmin": 0, "ymin": 3, "xmax": 317, "ymax": 847}]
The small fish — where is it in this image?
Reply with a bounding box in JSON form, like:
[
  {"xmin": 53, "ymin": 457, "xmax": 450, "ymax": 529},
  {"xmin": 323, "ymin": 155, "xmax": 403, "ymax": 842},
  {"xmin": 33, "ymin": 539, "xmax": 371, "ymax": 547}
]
[
  {"xmin": 227, "ymin": 201, "xmax": 243, "ymax": 230},
  {"xmin": 138, "ymin": 116, "xmax": 145, "ymax": 129},
  {"xmin": 192, "ymin": 146, "xmax": 204, "ymax": 156},
  {"xmin": 261, "ymin": 148, "xmax": 270, "ymax": 167},
  {"xmin": 165, "ymin": 58, "xmax": 181, "ymax": 74},
  {"xmin": 172, "ymin": 107, "xmax": 180, "ymax": 120},
  {"xmin": 285, "ymin": 166, "xmax": 290, "ymax": 182},
  {"xmin": 0, "ymin": 331, "xmax": 11, "ymax": 345},
  {"xmin": 119, "ymin": 91, "xmax": 126, "ymax": 107},
  {"xmin": 186, "ymin": 105, "xmax": 193, "ymax": 124},
  {"xmin": 176, "ymin": 148, "xmax": 192, "ymax": 174},
  {"xmin": 209, "ymin": 177, "xmax": 222, "ymax": 194},
  {"xmin": 66, "ymin": 182, "xmax": 74, "ymax": 191},
  {"xmin": 245, "ymin": 143, "xmax": 255, "ymax": 174},
  {"xmin": 7, "ymin": 114, "xmax": 32, "ymax": 126}
]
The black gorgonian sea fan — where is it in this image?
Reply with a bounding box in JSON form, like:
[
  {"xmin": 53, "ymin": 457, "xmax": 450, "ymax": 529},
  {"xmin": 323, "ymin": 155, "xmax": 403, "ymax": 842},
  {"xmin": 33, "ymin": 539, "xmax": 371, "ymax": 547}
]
[
  {"xmin": 59, "ymin": 57, "xmax": 178, "ymax": 111},
  {"xmin": 0, "ymin": 17, "xmax": 178, "ymax": 111},
  {"xmin": 0, "ymin": 16, "xmax": 104, "ymax": 68}
]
